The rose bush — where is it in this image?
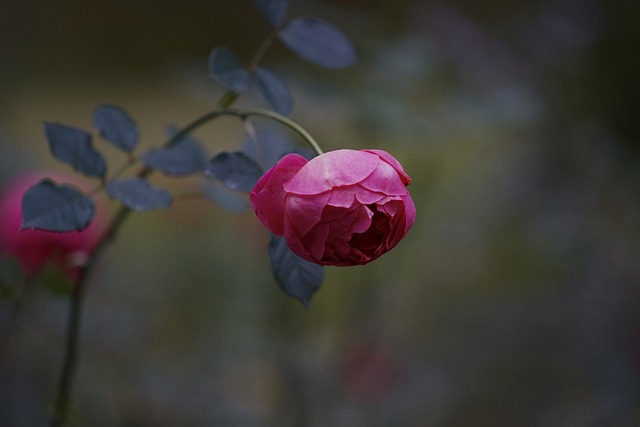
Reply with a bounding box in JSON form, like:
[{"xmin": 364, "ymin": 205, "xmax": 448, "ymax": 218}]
[
  {"xmin": 250, "ymin": 149, "xmax": 415, "ymax": 266},
  {"xmin": 0, "ymin": 172, "xmax": 103, "ymax": 277}
]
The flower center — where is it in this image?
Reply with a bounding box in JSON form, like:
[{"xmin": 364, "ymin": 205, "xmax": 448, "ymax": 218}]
[{"xmin": 349, "ymin": 205, "xmax": 390, "ymax": 257}]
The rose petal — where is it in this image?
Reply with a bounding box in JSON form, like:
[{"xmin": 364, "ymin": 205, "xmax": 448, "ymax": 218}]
[
  {"xmin": 364, "ymin": 149, "xmax": 411, "ymax": 185},
  {"xmin": 327, "ymin": 186, "xmax": 356, "ymax": 207},
  {"xmin": 326, "ymin": 238, "xmax": 352, "ymax": 264},
  {"xmin": 321, "ymin": 204, "xmax": 353, "ymax": 222},
  {"xmin": 284, "ymin": 149, "xmax": 379, "ymax": 195},
  {"xmin": 354, "ymin": 186, "xmax": 387, "ymax": 205},
  {"xmin": 323, "ymin": 205, "xmax": 372, "ymax": 239},
  {"xmin": 351, "ymin": 204, "xmax": 374, "ymax": 234},
  {"xmin": 359, "ymin": 160, "xmax": 408, "ymax": 196},
  {"xmin": 250, "ymin": 153, "xmax": 307, "ymax": 235},
  {"xmin": 284, "ymin": 191, "xmax": 331, "ymax": 237},
  {"xmin": 402, "ymin": 194, "xmax": 416, "ymax": 234},
  {"xmin": 303, "ymin": 222, "xmax": 331, "ymax": 261},
  {"xmin": 283, "ymin": 215, "xmax": 315, "ymax": 263},
  {"xmin": 377, "ymin": 199, "xmax": 402, "ymax": 218}
]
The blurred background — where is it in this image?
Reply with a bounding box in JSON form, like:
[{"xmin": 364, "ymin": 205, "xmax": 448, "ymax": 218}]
[{"xmin": 1, "ymin": 0, "xmax": 639, "ymax": 425}]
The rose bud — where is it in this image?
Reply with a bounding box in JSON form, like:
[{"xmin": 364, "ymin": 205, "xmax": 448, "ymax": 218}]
[
  {"xmin": 250, "ymin": 149, "xmax": 415, "ymax": 266},
  {"xmin": 0, "ymin": 172, "xmax": 103, "ymax": 278}
]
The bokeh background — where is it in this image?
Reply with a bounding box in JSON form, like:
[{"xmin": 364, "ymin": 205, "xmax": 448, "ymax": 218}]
[{"xmin": 1, "ymin": 0, "xmax": 639, "ymax": 425}]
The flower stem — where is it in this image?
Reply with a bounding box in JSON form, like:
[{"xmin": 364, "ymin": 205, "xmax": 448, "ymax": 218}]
[
  {"xmin": 49, "ymin": 273, "xmax": 85, "ymax": 426},
  {"xmin": 165, "ymin": 108, "xmax": 324, "ymax": 156},
  {"xmin": 236, "ymin": 109, "xmax": 325, "ymax": 156},
  {"xmin": 216, "ymin": 30, "xmax": 277, "ymax": 110},
  {"xmin": 49, "ymin": 206, "xmax": 131, "ymax": 427}
]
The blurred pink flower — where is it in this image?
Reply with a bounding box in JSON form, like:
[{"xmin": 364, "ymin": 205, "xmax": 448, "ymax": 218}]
[
  {"xmin": 0, "ymin": 172, "xmax": 104, "ymax": 278},
  {"xmin": 250, "ymin": 149, "xmax": 415, "ymax": 266}
]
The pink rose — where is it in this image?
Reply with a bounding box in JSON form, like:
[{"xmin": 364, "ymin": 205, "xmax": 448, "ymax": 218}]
[
  {"xmin": 250, "ymin": 149, "xmax": 415, "ymax": 266},
  {"xmin": 0, "ymin": 172, "xmax": 103, "ymax": 278}
]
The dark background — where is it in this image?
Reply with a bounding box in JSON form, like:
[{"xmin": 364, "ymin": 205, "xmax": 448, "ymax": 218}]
[{"xmin": 1, "ymin": 1, "xmax": 639, "ymax": 425}]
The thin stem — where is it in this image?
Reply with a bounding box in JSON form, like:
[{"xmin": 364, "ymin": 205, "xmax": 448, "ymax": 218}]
[
  {"xmin": 235, "ymin": 108, "xmax": 324, "ymax": 156},
  {"xmin": 247, "ymin": 31, "xmax": 277, "ymax": 72},
  {"xmin": 217, "ymin": 30, "xmax": 277, "ymax": 109},
  {"xmin": 49, "ymin": 272, "xmax": 85, "ymax": 427},
  {"xmin": 165, "ymin": 108, "xmax": 324, "ymax": 156},
  {"xmin": 49, "ymin": 206, "xmax": 131, "ymax": 427}
]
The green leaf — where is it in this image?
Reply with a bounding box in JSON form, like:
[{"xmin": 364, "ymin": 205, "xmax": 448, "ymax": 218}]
[
  {"xmin": 141, "ymin": 129, "xmax": 207, "ymax": 176},
  {"xmin": 268, "ymin": 235, "xmax": 324, "ymax": 307},
  {"xmin": 253, "ymin": 67, "xmax": 293, "ymax": 116},
  {"xmin": 206, "ymin": 151, "xmax": 263, "ymax": 193},
  {"xmin": 278, "ymin": 17, "xmax": 357, "ymax": 68},
  {"xmin": 44, "ymin": 123, "xmax": 107, "ymax": 178},
  {"xmin": 208, "ymin": 46, "xmax": 251, "ymax": 92},
  {"xmin": 105, "ymin": 178, "xmax": 172, "ymax": 211},
  {"xmin": 21, "ymin": 179, "xmax": 96, "ymax": 232},
  {"xmin": 92, "ymin": 104, "xmax": 140, "ymax": 152}
]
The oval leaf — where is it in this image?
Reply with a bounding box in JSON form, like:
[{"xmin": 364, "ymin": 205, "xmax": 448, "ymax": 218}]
[
  {"xmin": 92, "ymin": 104, "xmax": 139, "ymax": 152},
  {"xmin": 21, "ymin": 179, "xmax": 95, "ymax": 232},
  {"xmin": 208, "ymin": 46, "xmax": 251, "ymax": 92},
  {"xmin": 253, "ymin": 0, "xmax": 289, "ymax": 27},
  {"xmin": 253, "ymin": 67, "xmax": 293, "ymax": 116},
  {"xmin": 141, "ymin": 132, "xmax": 207, "ymax": 176},
  {"xmin": 206, "ymin": 151, "xmax": 263, "ymax": 193},
  {"xmin": 278, "ymin": 17, "xmax": 357, "ymax": 68},
  {"xmin": 268, "ymin": 234, "xmax": 324, "ymax": 307},
  {"xmin": 45, "ymin": 123, "xmax": 107, "ymax": 178},
  {"xmin": 105, "ymin": 178, "xmax": 171, "ymax": 211}
]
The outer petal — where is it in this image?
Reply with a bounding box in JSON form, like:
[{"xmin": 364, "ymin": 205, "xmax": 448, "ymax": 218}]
[
  {"xmin": 354, "ymin": 186, "xmax": 387, "ymax": 205},
  {"xmin": 284, "ymin": 149, "xmax": 379, "ymax": 195},
  {"xmin": 358, "ymin": 160, "xmax": 408, "ymax": 196},
  {"xmin": 402, "ymin": 193, "xmax": 416, "ymax": 234},
  {"xmin": 326, "ymin": 186, "xmax": 356, "ymax": 207},
  {"xmin": 283, "ymin": 214, "xmax": 316, "ymax": 263},
  {"xmin": 250, "ymin": 153, "xmax": 307, "ymax": 235},
  {"xmin": 301, "ymin": 222, "xmax": 331, "ymax": 261},
  {"xmin": 284, "ymin": 191, "xmax": 331, "ymax": 238},
  {"xmin": 363, "ymin": 149, "xmax": 411, "ymax": 185}
]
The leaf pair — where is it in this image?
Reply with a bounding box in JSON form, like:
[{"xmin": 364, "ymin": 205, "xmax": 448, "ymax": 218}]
[
  {"xmin": 254, "ymin": 0, "xmax": 357, "ymax": 68},
  {"xmin": 209, "ymin": 0, "xmax": 357, "ymax": 116},
  {"xmin": 209, "ymin": 48, "xmax": 293, "ymax": 116},
  {"xmin": 141, "ymin": 127, "xmax": 207, "ymax": 176},
  {"xmin": 45, "ymin": 105, "xmax": 139, "ymax": 180}
]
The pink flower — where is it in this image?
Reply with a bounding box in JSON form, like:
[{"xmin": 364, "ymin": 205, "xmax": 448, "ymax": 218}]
[
  {"xmin": 0, "ymin": 172, "xmax": 103, "ymax": 278},
  {"xmin": 250, "ymin": 149, "xmax": 415, "ymax": 266}
]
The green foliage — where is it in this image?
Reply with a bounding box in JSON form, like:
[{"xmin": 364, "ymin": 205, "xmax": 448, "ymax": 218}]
[
  {"xmin": 45, "ymin": 123, "xmax": 107, "ymax": 179},
  {"xmin": 21, "ymin": 180, "xmax": 95, "ymax": 232},
  {"xmin": 92, "ymin": 104, "xmax": 140, "ymax": 153},
  {"xmin": 105, "ymin": 178, "xmax": 172, "ymax": 212}
]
